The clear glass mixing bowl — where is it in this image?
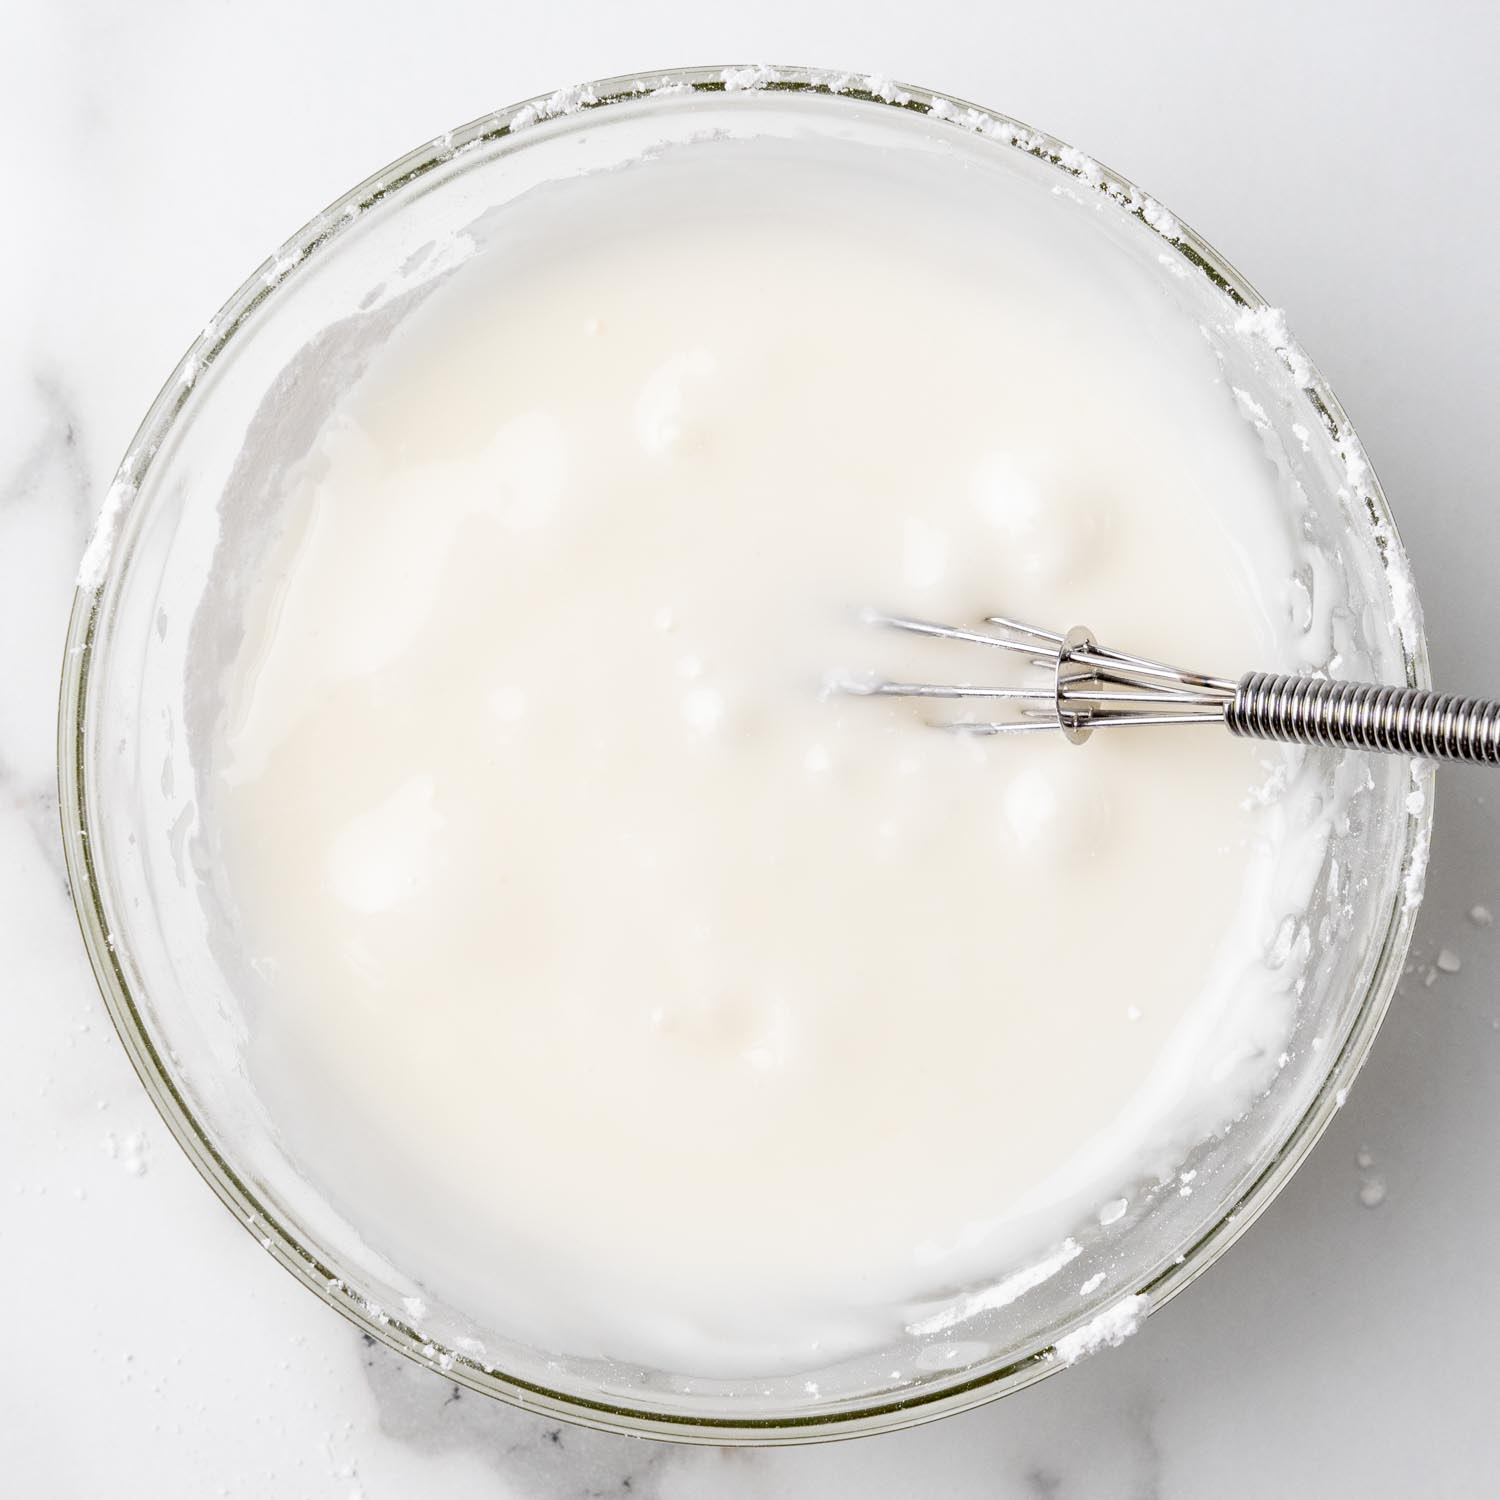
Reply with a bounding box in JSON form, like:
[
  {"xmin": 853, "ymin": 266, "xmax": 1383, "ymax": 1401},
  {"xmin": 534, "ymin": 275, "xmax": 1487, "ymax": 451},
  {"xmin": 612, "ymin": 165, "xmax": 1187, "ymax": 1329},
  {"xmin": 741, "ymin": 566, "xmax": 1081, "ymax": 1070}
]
[{"xmin": 58, "ymin": 66, "xmax": 1432, "ymax": 1443}]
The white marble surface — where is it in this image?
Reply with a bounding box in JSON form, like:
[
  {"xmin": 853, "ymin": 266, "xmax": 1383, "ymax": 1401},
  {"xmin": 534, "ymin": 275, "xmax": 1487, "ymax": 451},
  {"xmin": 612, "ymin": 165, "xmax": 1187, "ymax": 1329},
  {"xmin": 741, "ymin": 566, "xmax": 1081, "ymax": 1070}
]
[{"xmin": 6, "ymin": 2, "xmax": 1500, "ymax": 1493}]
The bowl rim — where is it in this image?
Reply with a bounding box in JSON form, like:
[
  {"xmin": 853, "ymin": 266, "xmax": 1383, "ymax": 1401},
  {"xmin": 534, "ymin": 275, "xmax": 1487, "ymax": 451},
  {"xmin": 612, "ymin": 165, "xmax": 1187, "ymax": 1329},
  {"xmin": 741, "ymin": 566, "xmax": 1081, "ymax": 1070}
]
[{"xmin": 56, "ymin": 61, "xmax": 1434, "ymax": 1444}]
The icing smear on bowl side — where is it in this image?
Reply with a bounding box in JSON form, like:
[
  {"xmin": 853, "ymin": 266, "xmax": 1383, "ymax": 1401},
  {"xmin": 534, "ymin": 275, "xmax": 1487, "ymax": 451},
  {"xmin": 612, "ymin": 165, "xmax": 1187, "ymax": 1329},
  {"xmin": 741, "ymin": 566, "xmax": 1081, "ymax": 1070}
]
[{"xmin": 134, "ymin": 98, "xmax": 1410, "ymax": 1392}]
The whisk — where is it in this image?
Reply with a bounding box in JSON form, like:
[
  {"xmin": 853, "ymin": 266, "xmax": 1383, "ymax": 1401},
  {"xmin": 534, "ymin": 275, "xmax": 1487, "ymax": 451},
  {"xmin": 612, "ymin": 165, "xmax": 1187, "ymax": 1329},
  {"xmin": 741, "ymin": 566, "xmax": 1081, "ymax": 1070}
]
[{"xmin": 846, "ymin": 611, "xmax": 1500, "ymax": 765}]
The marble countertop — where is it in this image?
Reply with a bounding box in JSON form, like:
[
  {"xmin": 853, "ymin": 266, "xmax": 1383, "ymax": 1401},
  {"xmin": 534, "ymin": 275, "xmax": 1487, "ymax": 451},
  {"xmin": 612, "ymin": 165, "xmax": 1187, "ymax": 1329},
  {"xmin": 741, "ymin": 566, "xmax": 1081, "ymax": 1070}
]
[{"xmin": 7, "ymin": 2, "xmax": 1500, "ymax": 1494}]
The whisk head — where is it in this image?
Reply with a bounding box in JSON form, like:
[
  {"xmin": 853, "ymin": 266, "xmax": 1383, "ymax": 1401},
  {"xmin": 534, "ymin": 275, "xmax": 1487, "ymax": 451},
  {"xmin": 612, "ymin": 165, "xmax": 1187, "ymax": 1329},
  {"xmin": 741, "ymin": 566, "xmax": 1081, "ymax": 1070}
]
[{"xmin": 845, "ymin": 611, "xmax": 1237, "ymax": 743}]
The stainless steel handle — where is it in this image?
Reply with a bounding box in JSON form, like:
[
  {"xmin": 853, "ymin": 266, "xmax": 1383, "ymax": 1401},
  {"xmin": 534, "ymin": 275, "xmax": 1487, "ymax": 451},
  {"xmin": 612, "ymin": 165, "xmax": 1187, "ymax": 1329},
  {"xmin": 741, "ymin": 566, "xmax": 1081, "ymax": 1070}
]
[{"xmin": 1228, "ymin": 672, "xmax": 1500, "ymax": 764}]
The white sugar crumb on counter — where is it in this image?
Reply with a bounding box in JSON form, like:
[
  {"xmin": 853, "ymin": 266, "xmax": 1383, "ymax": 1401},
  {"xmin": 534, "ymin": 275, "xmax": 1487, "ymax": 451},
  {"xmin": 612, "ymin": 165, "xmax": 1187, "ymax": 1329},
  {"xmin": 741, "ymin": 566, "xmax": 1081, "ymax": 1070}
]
[
  {"xmin": 1098, "ymin": 1197, "xmax": 1128, "ymax": 1226},
  {"xmin": 1470, "ymin": 904, "xmax": 1494, "ymax": 927},
  {"xmin": 1356, "ymin": 1146, "xmax": 1385, "ymax": 1207},
  {"xmin": 1052, "ymin": 1295, "xmax": 1149, "ymax": 1365},
  {"xmin": 1436, "ymin": 948, "xmax": 1462, "ymax": 974},
  {"xmin": 102, "ymin": 1130, "xmax": 149, "ymax": 1177}
]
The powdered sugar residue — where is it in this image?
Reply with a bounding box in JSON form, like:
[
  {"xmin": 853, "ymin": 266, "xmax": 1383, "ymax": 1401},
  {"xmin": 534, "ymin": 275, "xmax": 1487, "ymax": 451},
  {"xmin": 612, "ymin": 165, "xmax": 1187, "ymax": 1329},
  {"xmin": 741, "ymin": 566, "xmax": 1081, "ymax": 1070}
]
[
  {"xmin": 1234, "ymin": 305, "xmax": 1314, "ymax": 389},
  {"xmin": 78, "ymin": 476, "xmax": 137, "ymax": 593},
  {"xmin": 508, "ymin": 82, "xmax": 600, "ymax": 134},
  {"xmin": 721, "ymin": 65, "xmax": 780, "ymax": 93},
  {"xmin": 862, "ymin": 74, "xmax": 913, "ymax": 107},
  {"xmin": 1052, "ymin": 1294, "xmax": 1148, "ymax": 1365}
]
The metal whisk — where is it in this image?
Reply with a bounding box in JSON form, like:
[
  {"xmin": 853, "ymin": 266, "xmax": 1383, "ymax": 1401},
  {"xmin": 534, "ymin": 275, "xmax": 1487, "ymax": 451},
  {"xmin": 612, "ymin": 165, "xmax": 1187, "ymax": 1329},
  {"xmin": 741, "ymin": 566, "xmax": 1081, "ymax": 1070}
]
[{"xmin": 845, "ymin": 611, "xmax": 1500, "ymax": 765}]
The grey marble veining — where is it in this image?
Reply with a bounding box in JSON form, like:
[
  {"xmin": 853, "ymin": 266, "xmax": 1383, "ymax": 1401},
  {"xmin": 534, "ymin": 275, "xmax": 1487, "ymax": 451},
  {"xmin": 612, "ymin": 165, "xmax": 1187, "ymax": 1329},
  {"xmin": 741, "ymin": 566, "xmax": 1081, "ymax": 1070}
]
[{"xmin": 6, "ymin": 1, "xmax": 1500, "ymax": 1494}]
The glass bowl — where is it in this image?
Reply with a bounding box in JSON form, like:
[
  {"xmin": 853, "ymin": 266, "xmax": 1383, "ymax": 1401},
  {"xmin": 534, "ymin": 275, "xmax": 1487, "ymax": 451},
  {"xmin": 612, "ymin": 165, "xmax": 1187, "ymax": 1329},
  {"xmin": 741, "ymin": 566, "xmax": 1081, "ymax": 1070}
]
[{"xmin": 58, "ymin": 65, "xmax": 1432, "ymax": 1443}]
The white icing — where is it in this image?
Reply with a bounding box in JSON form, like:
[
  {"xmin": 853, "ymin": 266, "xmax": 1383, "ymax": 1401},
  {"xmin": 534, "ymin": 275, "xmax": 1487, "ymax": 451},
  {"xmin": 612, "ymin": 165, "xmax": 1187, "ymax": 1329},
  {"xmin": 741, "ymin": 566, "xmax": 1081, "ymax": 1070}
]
[{"xmin": 201, "ymin": 131, "xmax": 1348, "ymax": 1379}]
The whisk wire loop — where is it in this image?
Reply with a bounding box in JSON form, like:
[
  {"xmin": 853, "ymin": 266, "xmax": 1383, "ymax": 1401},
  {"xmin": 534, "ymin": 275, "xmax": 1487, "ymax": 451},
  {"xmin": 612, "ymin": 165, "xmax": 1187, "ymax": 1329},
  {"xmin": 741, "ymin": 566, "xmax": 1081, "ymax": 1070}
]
[{"xmin": 850, "ymin": 611, "xmax": 1500, "ymax": 766}]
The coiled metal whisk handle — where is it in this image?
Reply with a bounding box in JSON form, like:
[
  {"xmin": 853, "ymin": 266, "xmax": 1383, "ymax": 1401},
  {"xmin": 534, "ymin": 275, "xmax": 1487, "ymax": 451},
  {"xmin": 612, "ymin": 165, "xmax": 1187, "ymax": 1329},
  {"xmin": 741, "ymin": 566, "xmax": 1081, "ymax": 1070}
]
[{"xmin": 1228, "ymin": 673, "xmax": 1500, "ymax": 765}]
